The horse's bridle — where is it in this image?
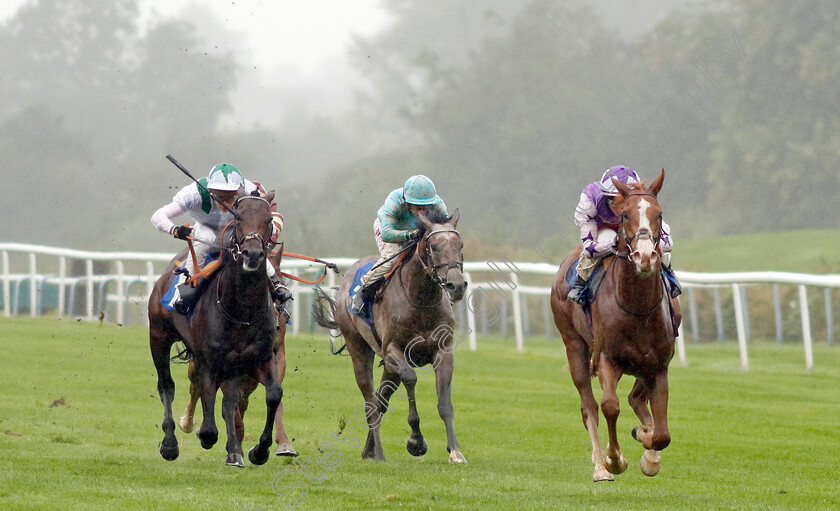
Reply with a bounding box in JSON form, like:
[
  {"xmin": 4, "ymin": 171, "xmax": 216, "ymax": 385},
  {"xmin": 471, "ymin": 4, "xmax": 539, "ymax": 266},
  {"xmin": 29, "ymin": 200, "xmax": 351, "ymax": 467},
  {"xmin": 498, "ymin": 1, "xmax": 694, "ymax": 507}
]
[
  {"xmin": 226, "ymin": 196, "xmax": 272, "ymax": 261},
  {"xmin": 420, "ymin": 229, "xmax": 464, "ymax": 287},
  {"xmin": 614, "ymin": 192, "xmax": 661, "ymax": 260}
]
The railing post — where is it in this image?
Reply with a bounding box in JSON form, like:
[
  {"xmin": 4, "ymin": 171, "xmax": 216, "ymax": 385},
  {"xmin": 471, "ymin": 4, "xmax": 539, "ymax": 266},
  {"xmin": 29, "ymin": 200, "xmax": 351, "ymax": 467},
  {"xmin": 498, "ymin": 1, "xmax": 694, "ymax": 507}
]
[
  {"xmin": 464, "ymin": 272, "xmax": 476, "ymax": 350},
  {"xmin": 824, "ymin": 288, "xmax": 833, "ymax": 346},
  {"xmin": 58, "ymin": 256, "xmax": 67, "ymax": 318},
  {"xmin": 115, "ymin": 261, "xmax": 125, "ymax": 325},
  {"xmin": 713, "ymin": 286, "xmax": 724, "ymax": 340},
  {"xmin": 2, "ymin": 251, "xmax": 10, "ymax": 317},
  {"xmin": 86, "ymin": 259, "xmax": 94, "ymax": 321},
  {"xmin": 732, "ymin": 284, "xmax": 749, "ymax": 370},
  {"xmin": 773, "ymin": 284, "xmax": 783, "ymax": 343},
  {"xmin": 511, "ymin": 272, "xmax": 523, "ymax": 352},
  {"xmin": 676, "ymin": 296, "xmax": 687, "ymax": 367},
  {"xmin": 29, "ymin": 252, "xmax": 37, "ymax": 317},
  {"xmin": 799, "ymin": 285, "xmax": 813, "ymax": 369},
  {"xmin": 687, "ymin": 287, "xmax": 699, "ymax": 343}
]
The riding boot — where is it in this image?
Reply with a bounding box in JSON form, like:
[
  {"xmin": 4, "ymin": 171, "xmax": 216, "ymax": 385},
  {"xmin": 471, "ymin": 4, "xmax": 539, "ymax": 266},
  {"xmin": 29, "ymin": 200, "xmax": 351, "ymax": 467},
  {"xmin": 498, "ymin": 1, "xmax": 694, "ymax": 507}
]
[
  {"xmin": 270, "ymin": 274, "xmax": 293, "ymax": 306},
  {"xmin": 663, "ymin": 265, "xmax": 682, "ymax": 298},
  {"xmin": 567, "ymin": 275, "xmax": 588, "ymax": 305},
  {"xmin": 352, "ymin": 278, "xmax": 379, "ymax": 313},
  {"xmin": 174, "ymin": 276, "xmax": 207, "ymax": 315}
]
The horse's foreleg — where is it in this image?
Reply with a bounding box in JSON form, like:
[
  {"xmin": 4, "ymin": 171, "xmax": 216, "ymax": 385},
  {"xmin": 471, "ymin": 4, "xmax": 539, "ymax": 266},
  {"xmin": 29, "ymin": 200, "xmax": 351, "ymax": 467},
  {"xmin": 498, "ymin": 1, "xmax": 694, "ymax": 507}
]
[
  {"xmin": 648, "ymin": 371, "xmax": 671, "ymax": 451},
  {"xmin": 598, "ymin": 356, "xmax": 628, "ymax": 476},
  {"xmin": 178, "ymin": 361, "xmax": 198, "ymax": 433},
  {"xmin": 248, "ymin": 355, "xmax": 282, "ymax": 466},
  {"xmin": 221, "ymin": 381, "xmax": 245, "ymax": 467},
  {"xmin": 564, "ymin": 338, "xmax": 609, "ymax": 481},
  {"xmin": 433, "ymin": 351, "xmax": 466, "ymax": 464},
  {"xmin": 196, "ymin": 370, "xmax": 219, "ymax": 450},
  {"xmin": 151, "ymin": 336, "xmax": 179, "ymax": 461}
]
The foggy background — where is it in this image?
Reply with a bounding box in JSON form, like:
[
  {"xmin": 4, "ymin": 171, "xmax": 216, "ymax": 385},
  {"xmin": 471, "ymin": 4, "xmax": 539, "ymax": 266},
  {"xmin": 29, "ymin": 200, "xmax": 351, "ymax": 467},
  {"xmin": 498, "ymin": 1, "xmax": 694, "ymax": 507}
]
[{"xmin": 1, "ymin": 0, "xmax": 837, "ymax": 261}]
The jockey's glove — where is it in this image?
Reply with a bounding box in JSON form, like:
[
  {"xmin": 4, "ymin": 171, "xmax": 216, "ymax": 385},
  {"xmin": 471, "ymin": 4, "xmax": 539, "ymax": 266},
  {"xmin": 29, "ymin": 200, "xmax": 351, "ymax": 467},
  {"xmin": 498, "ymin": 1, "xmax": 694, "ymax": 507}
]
[{"xmin": 172, "ymin": 225, "xmax": 193, "ymax": 240}]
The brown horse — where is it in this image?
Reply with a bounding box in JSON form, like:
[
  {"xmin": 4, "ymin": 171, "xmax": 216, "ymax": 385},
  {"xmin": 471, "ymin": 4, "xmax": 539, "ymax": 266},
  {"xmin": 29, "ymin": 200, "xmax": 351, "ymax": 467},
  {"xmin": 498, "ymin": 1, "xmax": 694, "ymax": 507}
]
[
  {"xmin": 176, "ymin": 247, "xmax": 297, "ymax": 457},
  {"xmin": 149, "ymin": 191, "xmax": 283, "ymax": 467},
  {"xmin": 550, "ymin": 170, "xmax": 681, "ymax": 481},
  {"xmin": 314, "ymin": 210, "xmax": 468, "ymax": 462}
]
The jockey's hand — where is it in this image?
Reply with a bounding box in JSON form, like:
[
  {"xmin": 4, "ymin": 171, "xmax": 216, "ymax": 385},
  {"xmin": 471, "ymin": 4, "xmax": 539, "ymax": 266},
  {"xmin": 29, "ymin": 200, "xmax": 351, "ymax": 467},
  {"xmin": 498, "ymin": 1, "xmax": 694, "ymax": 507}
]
[
  {"xmin": 172, "ymin": 225, "xmax": 193, "ymax": 240},
  {"xmin": 407, "ymin": 230, "xmax": 421, "ymax": 241}
]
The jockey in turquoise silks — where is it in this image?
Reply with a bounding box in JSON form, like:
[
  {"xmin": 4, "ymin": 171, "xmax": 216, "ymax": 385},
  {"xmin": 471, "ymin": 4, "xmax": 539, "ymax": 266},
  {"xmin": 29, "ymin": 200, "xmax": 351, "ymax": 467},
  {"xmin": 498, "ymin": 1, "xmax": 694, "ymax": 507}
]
[
  {"xmin": 352, "ymin": 175, "xmax": 448, "ymax": 312},
  {"xmin": 567, "ymin": 165, "xmax": 681, "ymax": 305}
]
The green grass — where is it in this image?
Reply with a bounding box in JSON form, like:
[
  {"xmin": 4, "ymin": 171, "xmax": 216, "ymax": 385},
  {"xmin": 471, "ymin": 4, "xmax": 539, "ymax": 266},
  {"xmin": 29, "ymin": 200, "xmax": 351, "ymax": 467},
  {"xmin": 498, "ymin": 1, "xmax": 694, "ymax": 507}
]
[{"xmin": 1, "ymin": 317, "xmax": 838, "ymax": 510}]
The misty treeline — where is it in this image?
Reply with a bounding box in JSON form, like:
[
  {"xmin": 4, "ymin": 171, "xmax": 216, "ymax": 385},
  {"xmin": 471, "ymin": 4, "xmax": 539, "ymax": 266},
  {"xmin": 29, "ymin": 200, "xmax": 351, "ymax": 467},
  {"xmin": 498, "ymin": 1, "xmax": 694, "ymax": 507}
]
[{"xmin": 1, "ymin": 0, "xmax": 837, "ymax": 261}]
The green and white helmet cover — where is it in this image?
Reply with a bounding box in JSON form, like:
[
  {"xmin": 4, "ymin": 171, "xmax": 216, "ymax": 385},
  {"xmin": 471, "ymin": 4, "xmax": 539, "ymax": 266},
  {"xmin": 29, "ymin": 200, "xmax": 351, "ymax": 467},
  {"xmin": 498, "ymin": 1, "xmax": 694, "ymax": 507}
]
[{"xmin": 207, "ymin": 163, "xmax": 243, "ymax": 191}]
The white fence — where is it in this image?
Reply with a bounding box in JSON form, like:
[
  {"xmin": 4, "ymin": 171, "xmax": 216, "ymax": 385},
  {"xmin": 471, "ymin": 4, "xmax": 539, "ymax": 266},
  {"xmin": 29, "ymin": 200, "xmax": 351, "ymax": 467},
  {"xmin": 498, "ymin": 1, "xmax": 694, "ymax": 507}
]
[{"xmin": 2, "ymin": 243, "xmax": 837, "ymax": 370}]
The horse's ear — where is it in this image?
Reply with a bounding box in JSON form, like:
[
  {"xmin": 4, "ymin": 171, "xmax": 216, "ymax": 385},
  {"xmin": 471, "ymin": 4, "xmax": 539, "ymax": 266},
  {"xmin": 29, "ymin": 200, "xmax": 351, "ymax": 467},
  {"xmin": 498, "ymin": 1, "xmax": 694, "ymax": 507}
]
[
  {"xmin": 648, "ymin": 169, "xmax": 665, "ymax": 196},
  {"xmin": 613, "ymin": 178, "xmax": 632, "ymax": 197},
  {"xmin": 269, "ymin": 241, "xmax": 284, "ymax": 267},
  {"xmin": 449, "ymin": 208, "xmax": 460, "ymax": 228},
  {"xmin": 416, "ymin": 211, "xmax": 433, "ymax": 232},
  {"xmin": 264, "ymin": 190, "xmax": 276, "ymax": 203}
]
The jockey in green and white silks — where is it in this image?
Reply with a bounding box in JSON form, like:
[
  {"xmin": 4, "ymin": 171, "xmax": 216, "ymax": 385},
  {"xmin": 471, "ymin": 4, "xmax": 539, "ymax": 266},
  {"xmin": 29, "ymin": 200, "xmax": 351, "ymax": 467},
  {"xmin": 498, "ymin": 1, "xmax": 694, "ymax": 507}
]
[
  {"xmin": 151, "ymin": 163, "xmax": 290, "ymax": 314},
  {"xmin": 352, "ymin": 175, "xmax": 448, "ymax": 311},
  {"xmin": 567, "ymin": 165, "xmax": 678, "ymax": 305}
]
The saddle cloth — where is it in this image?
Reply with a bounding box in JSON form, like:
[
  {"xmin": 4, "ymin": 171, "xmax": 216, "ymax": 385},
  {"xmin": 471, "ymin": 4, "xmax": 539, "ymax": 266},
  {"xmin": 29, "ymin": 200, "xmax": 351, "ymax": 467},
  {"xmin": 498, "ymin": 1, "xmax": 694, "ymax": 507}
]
[
  {"xmin": 346, "ymin": 261, "xmax": 377, "ymax": 327},
  {"xmin": 160, "ymin": 252, "xmax": 220, "ymax": 313},
  {"xmin": 564, "ymin": 257, "xmax": 606, "ymax": 306}
]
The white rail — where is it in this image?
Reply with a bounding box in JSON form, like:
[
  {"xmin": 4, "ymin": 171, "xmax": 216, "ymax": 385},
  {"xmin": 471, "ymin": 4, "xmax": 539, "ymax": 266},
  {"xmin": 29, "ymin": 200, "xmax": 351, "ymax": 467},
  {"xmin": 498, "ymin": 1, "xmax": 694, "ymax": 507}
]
[{"xmin": 1, "ymin": 243, "xmax": 836, "ymax": 369}]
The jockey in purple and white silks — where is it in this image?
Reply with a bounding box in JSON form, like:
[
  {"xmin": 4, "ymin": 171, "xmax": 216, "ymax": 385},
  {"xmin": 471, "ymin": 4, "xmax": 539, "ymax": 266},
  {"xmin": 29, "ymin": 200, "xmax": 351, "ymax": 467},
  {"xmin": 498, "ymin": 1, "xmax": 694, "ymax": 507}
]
[
  {"xmin": 567, "ymin": 165, "xmax": 677, "ymax": 305},
  {"xmin": 151, "ymin": 163, "xmax": 291, "ymax": 315}
]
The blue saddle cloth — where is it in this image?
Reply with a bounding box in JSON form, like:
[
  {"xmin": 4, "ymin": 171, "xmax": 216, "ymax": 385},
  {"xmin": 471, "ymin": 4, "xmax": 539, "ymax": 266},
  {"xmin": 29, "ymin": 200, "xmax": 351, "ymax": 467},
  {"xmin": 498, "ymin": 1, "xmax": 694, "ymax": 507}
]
[
  {"xmin": 346, "ymin": 261, "xmax": 377, "ymax": 328},
  {"xmin": 564, "ymin": 257, "xmax": 605, "ymax": 305},
  {"xmin": 160, "ymin": 253, "xmax": 220, "ymax": 314}
]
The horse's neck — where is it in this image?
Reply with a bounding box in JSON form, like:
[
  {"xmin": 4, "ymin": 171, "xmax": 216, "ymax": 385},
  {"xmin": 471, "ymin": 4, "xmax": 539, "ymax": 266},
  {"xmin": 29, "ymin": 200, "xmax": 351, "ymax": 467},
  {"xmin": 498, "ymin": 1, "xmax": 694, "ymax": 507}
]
[
  {"xmin": 218, "ymin": 258, "xmax": 268, "ymax": 309},
  {"xmin": 614, "ymin": 257, "xmax": 662, "ymax": 308},
  {"xmin": 402, "ymin": 252, "xmax": 442, "ymax": 306}
]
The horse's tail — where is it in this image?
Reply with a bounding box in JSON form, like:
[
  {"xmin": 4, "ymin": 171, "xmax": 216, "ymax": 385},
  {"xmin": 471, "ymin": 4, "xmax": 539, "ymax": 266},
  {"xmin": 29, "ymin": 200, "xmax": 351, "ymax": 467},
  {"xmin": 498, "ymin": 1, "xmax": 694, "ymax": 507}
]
[
  {"xmin": 312, "ymin": 286, "xmax": 346, "ymax": 355},
  {"xmin": 170, "ymin": 341, "xmax": 193, "ymax": 364}
]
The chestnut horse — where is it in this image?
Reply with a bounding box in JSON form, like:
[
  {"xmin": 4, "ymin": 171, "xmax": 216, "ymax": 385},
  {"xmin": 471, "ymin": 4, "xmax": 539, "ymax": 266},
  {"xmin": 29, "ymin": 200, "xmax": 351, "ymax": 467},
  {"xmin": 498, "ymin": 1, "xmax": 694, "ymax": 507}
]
[
  {"xmin": 313, "ymin": 210, "xmax": 468, "ymax": 462},
  {"xmin": 550, "ymin": 170, "xmax": 681, "ymax": 481},
  {"xmin": 149, "ymin": 191, "xmax": 282, "ymax": 467},
  {"xmin": 176, "ymin": 247, "xmax": 296, "ymax": 457}
]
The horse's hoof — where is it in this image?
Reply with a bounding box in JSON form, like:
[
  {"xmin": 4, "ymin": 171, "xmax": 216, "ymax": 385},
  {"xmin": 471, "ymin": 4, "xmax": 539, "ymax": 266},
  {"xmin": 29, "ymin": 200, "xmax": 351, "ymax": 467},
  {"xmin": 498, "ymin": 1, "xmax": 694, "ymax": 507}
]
[
  {"xmin": 593, "ymin": 466, "xmax": 614, "ymax": 482},
  {"xmin": 640, "ymin": 450, "xmax": 661, "ymax": 477},
  {"xmin": 275, "ymin": 442, "xmax": 298, "ymax": 457},
  {"xmin": 605, "ymin": 454, "xmax": 628, "ymax": 475},
  {"xmin": 631, "ymin": 426, "xmax": 639, "ymax": 441},
  {"xmin": 197, "ymin": 429, "xmax": 218, "ymax": 450},
  {"xmin": 448, "ymin": 450, "xmax": 467, "ymax": 464},
  {"xmin": 178, "ymin": 415, "xmax": 195, "ymax": 433},
  {"xmin": 406, "ymin": 437, "xmax": 428, "ymax": 457},
  {"xmin": 226, "ymin": 453, "xmax": 245, "ymax": 467},
  {"xmin": 249, "ymin": 445, "xmax": 270, "ymax": 465},
  {"xmin": 159, "ymin": 441, "xmax": 179, "ymax": 461}
]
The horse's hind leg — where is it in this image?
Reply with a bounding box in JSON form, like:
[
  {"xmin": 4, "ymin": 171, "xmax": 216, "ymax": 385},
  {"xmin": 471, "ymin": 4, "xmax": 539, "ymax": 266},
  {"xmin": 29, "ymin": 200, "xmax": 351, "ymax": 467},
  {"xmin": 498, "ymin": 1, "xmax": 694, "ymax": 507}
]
[
  {"xmin": 433, "ymin": 350, "xmax": 467, "ymax": 464},
  {"xmin": 346, "ymin": 333, "xmax": 382, "ymax": 460},
  {"xmin": 221, "ymin": 381, "xmax": 245, "ymax": 467},
  {"xmin": 598, "ymin": 356, "xmax": 628, "ymax": 476},
  {"xmin": 178, "ymin": 361, "xmax": 198, "ymax": 433},
  {"xmin": 563, "ymin": 335, "xmax": 609, "ymax": 481},
  {"xmin": 150, "ymin": 332, "xmax": 179, "ymax": 461},
  {"xmin": 631, "ymin": 371, "xmax": 671, "ymax": 476},
  {"xmin": 272, "ymin": 329, "xmax": 297, "ymax": 457}
]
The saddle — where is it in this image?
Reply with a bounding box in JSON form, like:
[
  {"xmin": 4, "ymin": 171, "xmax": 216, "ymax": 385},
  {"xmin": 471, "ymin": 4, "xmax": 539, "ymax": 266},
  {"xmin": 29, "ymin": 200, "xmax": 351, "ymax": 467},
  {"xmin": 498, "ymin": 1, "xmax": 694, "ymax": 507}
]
[
  {"xmin": 564, "ymin": 256, "xmax": 608, "ymax": 307},
  {"xmin": 347, "ymin": 250, "xmax": 412, "ymax": 328}
]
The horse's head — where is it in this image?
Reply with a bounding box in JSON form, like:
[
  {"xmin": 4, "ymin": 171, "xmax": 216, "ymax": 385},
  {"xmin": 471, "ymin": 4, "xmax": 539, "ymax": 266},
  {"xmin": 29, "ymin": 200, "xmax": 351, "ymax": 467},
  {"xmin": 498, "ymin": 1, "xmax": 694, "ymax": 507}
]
[
  {"xmin": 612, "ymin": 170, "xmax": 665, "ymax": 275},
  {"xmin": 416, "ymin": 209, "xmax": 467, "ymax": 302},
  {"xmin": 227, "ymin": 190, "xmax": 275, "ymax": 272}
]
